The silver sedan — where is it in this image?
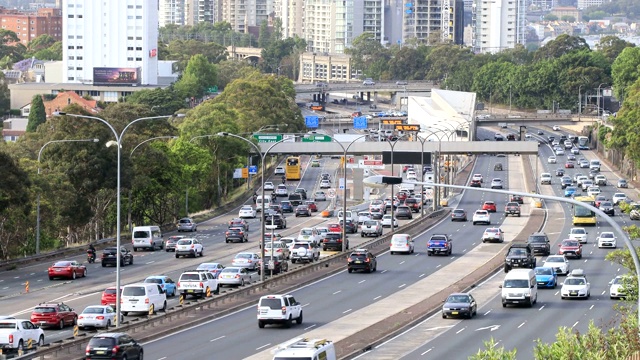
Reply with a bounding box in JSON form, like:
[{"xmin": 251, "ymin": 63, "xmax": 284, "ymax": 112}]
[
  {"xmin": 77, "ymin": 305, "xmax": 117, "ymax": 329},
  {"xmin": 217, "ymin": 267, "xmax": 252, "ymax": 287},
  {"xmin": 231, "ymin": 252, "xmax": 260, "ymax": 271}
]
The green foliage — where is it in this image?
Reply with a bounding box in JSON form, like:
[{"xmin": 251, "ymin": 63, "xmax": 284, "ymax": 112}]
[
  {"xmin": 608, "ymin": 78, "xmax": 640, "ymax": 162},
  {"xmin": 611, "ymin": 47, "xmax": 640, "ymax": 99},
  {"xmin": 345, "ymin": 33, "xmax": 391, "ymax": 79},
  {"xmin": 125, "ymin": 87, "xmax": 185, "ymax": 115},
  {"xmin": 560, "ymin": 15, "xmax": 576, "ymax": 22},
  {"xmin": 426, "ymin": 44, "xmax": 473, "ymax": 82},
  {"xmin": 0, "ymin": 151, "xmax": 31, "ymax": 259},
  {"xmin": 469, "ymin": 338, "xmax": 517, "ymax": 359},
  {"xmin": 174, "ymin": 54, "xmax": 218, "ymax": 99},
  {"xmin": 0, "ymin": 29, "xmax": 25, "ymax": 67},
  {"xmin": 582, "ymin": 0, "xmax": 640, "ymax": 20},
  {"xmin": 26, "ymin": 34, "xmax": 56, "ymax": 54},
  {"xmin": 534, "ymin": 35, "xmax": 590, "ymax": 62},
  {"xmin": 26, "ymin": 95, "xmax": 45, "ymax": 132},
  {"xmin": 261, "ymin": 37, "xmax": 306, "ymax": 75},
  {"xmin": 545, "ymin": 14, "xmax": 559, "ymax": 21},
  {"xmin": 159, "ymin": 22, "xmax": 255, "ymax": 48},
  {"xmin": 164, "ymin": 39, "xmax": 227, "ymax": 71},
  {"xmin": 258, "ymin": 21, "xmax": 270, "ymax": 48},
  {"xmin": 595, "ymin": 36, "xmax": 635, "ymax": 64}
]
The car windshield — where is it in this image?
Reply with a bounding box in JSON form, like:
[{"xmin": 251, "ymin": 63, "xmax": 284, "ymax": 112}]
[
  {"xmin": 33, "ymin": 307, "xmax": 55, "ymax": 313},
  {"xmin": 83, "ymin": 307, "xmax": 105, "ymax": 314},
  {"xmin": 144, "ymin": 278, "xmax": 162, "ymax": 284},
  {"xmin": 260, "ymin": 298, "xmax": 282, "ymax": 309},
  {"xmin": 535, "ymin": 268, "xmax": 553, "ymax": 275},
  {"xmin": 88, "ymin": 337, "xmax": 116, "ymax": 347},
  {"xmin": 301, "ymin": 230, "xmax": 312, "ymax": 235},
  {"xmin": 600, "ymin": 233, "xmax": 614, "ymax": 239},
  {"xmin": 122, "ymin": 286, "xmax": 146, "ymax": 296},
  {"xmin": 529, "ymin": 236, "xmax": 547, "ymax": 243},
  {"xmin": 562, "ymin": 241, "xmax": 579, "ymax": 247},
  {"xmin": 612, "ymin": 277, "xmax": 623, "ymax": 285},
  {"xmin": 221, "ymin": 268, "xmax": 239, "ymax": 274},
  {"xmin": 446, "ymin": 295, "xmax": 470, "ymax": 303},
  {"xmin": 571, "ymin": 229, "xmax": 586, "ymax": 234},
  {"xmin": 179, "ymin": 219, "xmax": 191, "ymax": 224},
  {"xmin": 508, "ymin": 248, "xmax": 527, "ymax": 256},
  {"xmin": 53, "ymin": 261, "xmax": 72, "ymax": 267},
  {"xmin": 177, "ymin": 240, "xmax": 193, "ymax": 245},
  {"xmin": 564, "ymin": 278, "xmax": 586, "ymax": 286},
  {"xmin": 364, "ymin": 221, "xmax": 377, "ymax": 226},
  {"xmin": 235, "ymin": 253, "xmax": 253, "ymax": 259},
  {"xmin": 546, "ymin": 257, "xmax": 563, "ymax": 263},
  {"xmin": 0, "ymin": 322, "xmax": 17, "ymax": 329},
  {"xmin": 504, "ymin": 280, "xmax": 529, "ymax": 288}
]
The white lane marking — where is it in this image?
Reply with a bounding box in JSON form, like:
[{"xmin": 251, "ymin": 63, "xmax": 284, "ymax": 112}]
[
  {"xmin": 381, "ymin": 270, "xmax": 388, "ymax": 273},
  {"xmin": 343, "ymin": 309, "xmax": 352, "ymax": 314},
  {"xmin": 601, "ymin": 290, "xmax": 606, "ymax": 295},
  {"xmin": 256, "ymin": 343, "xmax": 271, "ymax": 351},
  {"xmin": 2, "ymin": 287, "xmax": 7, "ymax": 290},
  {"xmin": 483, "ymin": 310, "xmax": 491, "ymax": 316},
  {"xmin": 158, "ymin": 357, "xmax": 167, "ymax": 360},
  {"xmin": 399, "ymin": 261, "xmax": 406, "ymax": 265},
  {"xmin": 572, "ymin": 321, "xmax": 579, "ymax": 328},
  {"xmin": 456, "ymin": 327, "xmax": 465, "ymax": 334},
  {"xmin": 420, "ymin": 348, "xmax": 433, "ymax": 356},
  {"xmin": 210, "ymin": 336, "xmax": 225, "ymax": 342},
  {"xmin": 304, "ymin": 324, "xmax": 316, "ymax": 331},
  {"xmin": 589, "ymin": 305, "xmax": 595, "ymax": 310},
  {"xmin": 30, "ymin": 273, "xmax": 35, "ymax": 276},
  {"xmin": 146, "ymin": 261, "xmax": 155, "ymax": 264},
  {"xmin": 373, "ymin": 296, "xmax": 381, "ymax": 300},
  {"xmin": 13, "ymin": 276, "xmax": 19, "ymax": 279},
  {"xmin": 538, "ymin": 305, "xmax": 545, "ymax": 311},
  {"xmin": 302, "ymin": 303, "xmax": 310, "ymax": 307},
  {"xmin": 358, "ymin": 280, "xmax": 366, "ymax": 284},
  {"xmin": 398, "ymin": 284, "xmax": 406, "ymax": 289},
  {"xmin": 419, "ymin": 273, "xmax": 426, "ymax": 278},
  {"xmin": 436, "ymin": 264, "xmax": 441, "ymax": 268},
  {"xmin": 518, "ymin": 322, "xmax": 526, "ymax": 329},
  {"xmin": 333, "ymin": 290, "xmax": 341, "ymax": 295}
]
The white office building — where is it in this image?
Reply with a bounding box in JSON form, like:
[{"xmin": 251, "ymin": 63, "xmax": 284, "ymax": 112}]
[
  {"xmin": 62, "ymin": 0, "xmax": 159, "ymax": 85},
  {"xmin": 159, "ymin": 0, "xmax": 186, "ymax": 26},
  {"xmin": 471, "ymin": 0, "xmax": 526, "ymax": 53}
]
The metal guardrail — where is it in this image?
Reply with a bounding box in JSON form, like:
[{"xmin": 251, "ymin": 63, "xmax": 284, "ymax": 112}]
[{"xmin": 20, "ymin": 208, "xmax": 449, "ymax": 360}]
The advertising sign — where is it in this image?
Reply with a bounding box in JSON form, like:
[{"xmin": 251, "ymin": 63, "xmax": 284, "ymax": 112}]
[{"xmin": 93, "ymin": 67, "xmax": 141, "ymax": 85}]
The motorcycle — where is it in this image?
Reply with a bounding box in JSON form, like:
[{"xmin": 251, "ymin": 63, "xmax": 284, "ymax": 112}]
[{"xmin": 87, "ymin": 249, "xmax": 96, "ymax": 263}]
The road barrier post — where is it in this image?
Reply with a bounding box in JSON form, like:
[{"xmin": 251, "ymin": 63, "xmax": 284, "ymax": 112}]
[
  {"xmin": 148, "ymin": 304, "xmax": 154, "ymax": 316},
  {"xmin": 206, "ymin": 287, "xmax": 211, "ymax": 297},
  {"xmin": 27, "ymin": 338, "xmax": 33, "ymax": 349},
  {"xmin": 25, "ymin": 281, "xmax": 29, "ymax": 293},
  {"xmin": 179, "ymin": 295, "xmax": 184, "ymax": 305},
  {"xmin": 73, "ymin": 325, "xmax": 78, "ymax": 337}
]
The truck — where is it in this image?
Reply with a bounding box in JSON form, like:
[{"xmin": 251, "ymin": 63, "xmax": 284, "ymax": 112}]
[
  {"xmin": 0, "ymin": 319, "xmax": 44, "ymax": 352},
  {"xmin": 504, "ymin": 242, "xmax": 536, "ymax": 273},
  {"xmin": 427, "ymin": 234, "xmax": 452, "ymax": 256},
  {"xmin": 504, "ymin": 202, "xmax": 521, "ymax": 217},
  {"xmin": 177, "ymin": 271, "xmax": 219, "ymax": 298}
]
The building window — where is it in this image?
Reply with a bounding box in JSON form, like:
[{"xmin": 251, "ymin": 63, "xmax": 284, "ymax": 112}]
[
  {"xmin": 127, "ymin": 46, "xmax": 133, "ymax": 50},
  {"xmin": 77, "ymin": 56, "xmax": 83, "ymax": 60},
  {"xmin": 127, "ymin": 57, "xmax": 133, "ymax": 61},
  {"xmin": 89, "ymin": 91, "xmax": 99, "ymax": 96},
  {"xmin": 77, "ymin": 35, "xmax": 82, "ymax": 39},
  {"xmin": 68, "ymin": 77, "xmax": 74, "ymax": 80},
  {"xmin": 135, "ymin": 47, "xmax": 142, "ymax": 51},
  {"xmin": 68, "ymin": 66, "xmax": 74, "ymax": 70},
  {"xmin": 68, "ymin": 15, "xmax": 74, "ymax": 18},
  {"xmin": 136, "ymin": 36, "xmax": 142, "ymax": 40},
  {"xmin": 136, "ymin": 5, "xmax": 142, "ymax": 8},
  {"xmin": 68, "ymin": 45, "xmax": 74, "ymax": 49},
  {"xmin": 78, "ymin": 15, "xmax": 83, "ymax": 18},
  {"xmin": 68, "ymin": 56, "xmax": 74, "ymax": 60},
  {"xmin": 128, "ymin": 36, "xmax": 134, "ymax": 40},
  {"xmin": 135, "ymin": 57, "xmax": 142, "ymax": 61},
  {"xmin": 30, "ymin": 20, "xmax": 34, "ymax": 24},
  {"xmin": 136, "ymin": 16, "xmax": 142, "ymax": 19},
  {"xmin": 77, "ymin": 67, "xmax": 83, "ymax": 70},
  {"xmin": 127, "ymin": 5, "xmax": 133, "ymax": 8},
  {"xmin": 77, "ymin": 45, "xmax": 83, "ymax": 49},
  {"xmin": 68, "ymin": 35, "xmax": 74, "ymax": 39}
]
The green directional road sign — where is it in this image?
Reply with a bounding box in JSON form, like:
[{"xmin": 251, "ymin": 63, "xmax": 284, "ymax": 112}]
[
  {"xmin": 253, "ymin": 134, "xmax": 283, "ymax": 143},
  {"xmin": 302, "ymin": 134, "xmax": 332, "ymax": 142}
]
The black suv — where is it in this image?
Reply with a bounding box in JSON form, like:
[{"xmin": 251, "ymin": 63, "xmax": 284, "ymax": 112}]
[
  {"xmin": 504, "ymin": 242, "xmax": 536, "ymax": 272},
  {"xmin": 257, "ymin": 255, "xmax": 289, "ymax": 275},
  {"xmin": 294, "ymin": 188, "xmax": 308, "ymax": 200},
  {"xmin": 264, "ymin": 212, "xmax": 287, "ymax": 229},
  {"xmin": 322, "ymin": 232, "xmax": 348, "ymax": 251},
  {"xmin": 85, "ymin": 333, "xmax": 143, "ymax": 360},
  {"xmin": 510, "ymin": 195, "xmax": 524, "ymax": 204},
  {"xmin": 347, "ymin": 249, "xmax": 377, "ymax": 273},
  {"xmin": 339, "ymin": 219, "xmax": 358, "ymax": 234},
  {"xmin": 527, "ymin": 232, "xmax": 550, "ymax": 256},
  {"xmin": 225, "ymin": 227, "xmax": 249, "ymax": 243},
  {"xmin": 101, "ymin": 247, "xmax": 133, "ymax": 267}
]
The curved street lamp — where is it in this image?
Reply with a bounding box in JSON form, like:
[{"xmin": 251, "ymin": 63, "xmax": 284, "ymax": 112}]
[
  {"xmin": 53, "ymin": 111, "xmax": 184, "ymax": 327},
  {"xmin": 216, "ymin": 132, "xmax": 295, "ymax": 282},
  {"xmin": 384, "ymin": 138, "xmax": 401, "ymax": 234},
  {"xmin": 36, "ymin": 138, "xmax": 100, "ymax": 254}
]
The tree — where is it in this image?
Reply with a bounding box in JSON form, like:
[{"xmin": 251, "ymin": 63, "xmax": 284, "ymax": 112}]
[
  {"xmin": 425, "ymin": 44, "xmax": 473, "ymax": 82},
  {"xmin": 32, "ymin": 41, "xmax": 62, "ymax": 61},
  {"xmin": 258, "ymin": 21, "xmax": 270, "ymax": 48},
  {"xmin": 544, "ymin": 14, "xmax": 559, "ymax": 21},
  {"xmin": 174, "ymin": 54, "xmax": 218, "ymax": 99},
  {"xmin": 345, "ymin": 33, "xmax": 391, "ymax": 79},
  {"xmin": 0, "ymin": 29, "xmax": 25, "ymax": 66},
  {"xmin": 533, "ymin": 34, "xmax": 590, "ymax": 61},
  {"xmin": 387, "ymin": 46, "xmax": 429, "ymax": 81},
  {"xmin": 0, "ymin": 72, "xmax": 10, "ymax": 115},
  {"xmin": 611, "ymin": 47, "xmax": 640, "ymax": 99},
  {"xmin": 125, "ymin": 87, "xmax": 185, "ymax": 115},
  {"xmin": 26, "ymin": 34, "xmax": 56, "ymax": 53},
  {"xmin": 596, "ymin": 35, "xmax": 635, "ymax": 64},
  {"xmin": 560, "ymin": 15, "xmax": 576, "ymax": 22},
  {"xmin": 164, "ymin": 39, "xmax": 227, "ymax": 71},
  {"xmin": 26, "ymin": 95, "xmax": 45, "ymax": 132},
  {"xmin": 0, "ymin": 151, "xmax": 31, "ymax": 259}
]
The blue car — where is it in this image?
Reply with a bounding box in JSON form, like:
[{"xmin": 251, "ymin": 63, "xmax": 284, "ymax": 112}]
[
  {"xmin": 144, "ymin": 275, "xmax": 177, "ymax": 297},
  {"xmin": 564, "ymin": 186, "xmax": 577, "ymax": 197},
  {"xmin": 280, "ymin": 201, "xmax": 294, "ymax": 213},
  {"xmin": 534, "ymin": 267, "xmax": 557, "ymax": 289}
]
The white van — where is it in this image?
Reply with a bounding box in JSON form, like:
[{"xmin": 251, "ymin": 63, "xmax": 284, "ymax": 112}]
[
  {"xmin": 589, "ymin": 159, "xmax": 601, "ymax": 172},
  {"xmin": 272, "ymin": 338, "xmax": 336, "ymax": 360},
  {"xmin": 132, "ymin": 226, "xmax": 163, "ymax": 251},
  {"xmin": 336, "ymin": 210, "xmax": 355, "ymax": 223},
  {"xmin": 256, "ymin": 196, "xmax": 271, "ymax": 212},
  {"xmin": 500, "ymin": 269, "xmax": 538, "ymax": 307},
  {"xmin": 120, "ymin": 283, "xmax": 167, "ymax": 316}
]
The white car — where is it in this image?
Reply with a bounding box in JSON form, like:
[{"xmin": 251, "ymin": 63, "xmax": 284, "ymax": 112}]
[
  {"xmin": 472, "ymin": 174, "xmax": 483, "ymax": 183},
  {"xmin": 238, "ymin": 205, "xmax": 256, "ymax": 219},
  {"xmin": 314, "ymin": 191, "xmax": 327, "ymax": 201},
  {"xmin": 609, "ymin": 275, "xmax": 627, "ymax": 299},
  {"xmin": 481, "ymin": 227, "xmax": 504, "ymax": 243},
  {"xmin": 275, "ymin": 184, "xmax": 289, "ymax": 196},
  {"xmin": 612, "ymin": 192, "xmax": 628, "ymax": 205},
  {"xmin": 568, "ymin": 227, "xmax": 588, "ymax": 243},
  {"xmin": 490, "ymin": 178, "xmax": 503, "ymax": 189},
  {"xmin": 315, "ymin": 227, "xmax": 329, "ymax": 237},
  {"xmin": 472, "ymin": 210, "xmax": 490, "ymax": 225},
  {"xmin": 597, "ymin": 232, "xmax": 617, "ymax": 248},
  {"xmin": 553, "ymin": 125, "xmax": 560, "ymax": 131},
  {"xmin": 407, "ymin": 173, "xmax": 417, "ymax": 181},
  {"xmin": 576, "ymin": 176, "xmax": 589, "ymax": 186},
  {"xmin": 264, "ymin": 182, "xmax": 275, "ymax": 191},
  {"xmin": 369, "ymin": 200, "xmax": 385, "ymax": 213},
  {"xmin": 555, "ymin": 148, "xmax": 565, "ymax": 156},
  {"xmin": 389, "ymin": 234, "xmax": 414, "ymax": 254},
  {"xmin": 275, "ymin": 167, "xmax": 285, "ymax": 175},
  {"xmin": 78, "ymin": 305, "xmax": 117, "ymax": 329},
  {"xmin": 175, "ymin": 238, "xmax": 204, "ymax": 258},
  {"xmin": 231, "ymin": 252, "xmax": 260, "ymax": 271},
  {"xmin": 543, "ymin": 255, "xmax": 570, "ymax": 275},
  {"xmin": 560, "ymin": 269, "xmax": 590, "ymax": 299},
  {"xmin": 594, "ymin": 174, "xmax": 607, "ymax": 186},
  {"xmin": 540, "ymin": 173, "xmax": 552, "ymax": 185},
  {"xmin": 357, "ymin": 211, "xmax": 372, "ymax": 225},
  {"xmin": 381, "ymin": 215, "xmax": 399, "ymax": 228},
  {"xmin": 547, "ymin": 156, "xmax": 557, "ymax": 164},
  {"xmin": 297, "ymin": 228, "xmax": 320, "ymax": 244},
  {"xmin": 264, "ymin": 241, "xmax": 291, "ymax": 260},
  {"xmin": 587, "ymin": 186, "xmax": 601, "ymax": 197},
  {"xmin": 580, "ymin": 180, "xmax": 594, "ymax": 191},
  {"xmin": 320, "ymin": 179, "xmax": 331, "ymax": 189}
]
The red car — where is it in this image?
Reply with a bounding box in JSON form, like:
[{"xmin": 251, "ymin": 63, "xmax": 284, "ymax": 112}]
[
  {"xmin": 101, "ymin": 286, "xmax": 122, "ymax": 307},
  {"xmin": 594, "ymin": 195, "xmax": 606, "ymax": 208},
  {"xmin": 305, "ymin": 201, "xmax": 318, "ymax": 212},
  {"xmin": 328, "ymin": 223, "xmax": 342, "ymax": 233},
  {"xmin": 48, "ymin": 260, "xmax": 86, "ymax": 280},
  {"xmin": 558, "ymin": 239, "xmax": 582, "ymax": 259},
  {"xmin": 565, "ymin": 162, "xmax": 575, "ymax": 168},
  {"xmin": 396, "ymin": 192, "xmax": 409, "ymax": 201},
  {"xmin": 482, "ymin": 201, "xmax": 497, "ymax": 213},
  {"xmin": 30, "ymin": 303, "xmax": 77, "ymax": 329}
]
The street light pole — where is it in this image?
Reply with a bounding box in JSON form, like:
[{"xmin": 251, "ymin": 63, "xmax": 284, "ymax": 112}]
[
  {"xmin": 597, "ymin": 83, "xmax": 607, "ymax": 118},
  {"xmin": 216, "ymin": 132, "xmax": 293, "ymax": 282},
  {"xmin": 37, "ymin": 138, "xmax": 99, "ymax": 254},
  {"xmin": 54, "ymin": 111, "xmax": 181, "ymax": 327},
  {"xmin": 578, "ymin": 85, "xmax": 583, "ymax": 121},
  {"xmin": 385, "ymin": 139, "xmax": 400, "ymax": 234}
]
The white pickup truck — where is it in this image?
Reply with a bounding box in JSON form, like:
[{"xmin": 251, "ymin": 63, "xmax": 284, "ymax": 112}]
[
  {"xmin": 177, "ymin": 271, "xmax": 218, "ymax": 298},
  {"xmin": 0, "ymin": 319, "xmax": 44, "ymax": 351}
]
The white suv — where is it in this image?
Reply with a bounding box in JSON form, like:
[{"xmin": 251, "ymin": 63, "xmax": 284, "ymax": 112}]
[
  {"xmin": 276, "ymin": 184, "xmax": 288, "ymax": 197},
  {"xmin": 568, "ymin": 228, "xmax": 588, "ymax": 243},
  {"xmin": 175, "ymin": 238, "xmax": 204, "ymax": 258},
  {"xmin": 275, "ymin": 167, "xmax": 285, "ymax": 175},
  {"xmin": 472, "ymin": 210, "xmax": 491, "ymax": 225},
  {"xmin": 291, "ymin": 242, "xmax": 320, "ymax": 263},
  {"xmin": 472, "ymin": 174, "xmax": 483, "ymax": 183},
  {"xmin": 257, "ymin": 294, "xmax": 303, "ymax": 328}
]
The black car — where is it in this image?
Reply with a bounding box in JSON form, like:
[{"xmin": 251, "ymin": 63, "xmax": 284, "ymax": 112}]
[
  {"xmin": 339, "ymin": 219, "xmax": 358, "ymax": 234},
  {"xmin": 510, "ymin": 194, "xmax": 524, "ymax": 204},
  {"xmin": 537, "ymin": 130, "xmax": 544, "ymax": 135},
  {"xmin": 280, "ymin": 201, "xmax": 294, "ymax": 213},
  {"xmin": 257, "ymin": 255, "xmax": 289, "ymax": 275},
  {"xmin": 225, "ymin": 227, "xmax": 248, "ymax": 243},
  {"xmin": 268, "ymin": 204, "xmax": 283, "ymax": 214},
  {"xmin": 321, "ymin": 173, "xmax": 331, "ymax": 181},
  {"xmin": 599, "ymin": 201, "xmax": 615, "ymax": 216},
  {"xmin": 294, "ymin": 188, "xmax": 308, "ymax": 200},
  {"xmin": 295, "ymin": 205, "xmax": 311, "ymax": 217},
  {"xmin": 395, "ymin": 205, "xmax": 413, "ymax": 219},
  {"xmin": 264, "ymin": 213, "xmax": 287, "ymax": 229},
  {"xmin": 561, "ymin": 177, "xmax": 573, "ymax": 189},
  {"xmin": 85, "ymin": 333, "xmax": 143, "ymax": 360},
  {"xmin": 504, "ymin": 242, "xmax": 536, "ymax": 272},
  {"xmin": 101, "ymin": 247, "xmax": 133, "ymax": 267},
  {"xmin": 322, "ymin": 232, "xmax": 348, "ymax": 251},
  {"xmin": 347, "ymin": 249, "xmax": 377, "ymax": 273},
  {"xmin": 370, "ymin": 208, "xmax": 384, "ymax": 220},
  {"xmin": 555, "ymin": 168, "xmax": 565, "ymax": 176},
  {"xmin": 527, "ymin": 232, "xmax": 550, "ymax": 256}
]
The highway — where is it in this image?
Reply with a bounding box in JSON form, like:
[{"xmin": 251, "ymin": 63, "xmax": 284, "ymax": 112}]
[
  {"xmin": 359, "ymin": 124, "xmax": 635, "ymax": 359},
  {"xmin": 140, "ymin": 144, "xmax": 517, "ymax": 359},
  {"xmin": 1, "ymin": 152, "xmax": 412, "ymax": 346}
]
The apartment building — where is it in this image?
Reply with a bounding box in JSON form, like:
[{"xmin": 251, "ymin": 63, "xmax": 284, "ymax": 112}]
[
  {"xmin": 472, "ymin": 0, "xmax": 526, "ymax": 53},
  {"xmin": 159, "ymin": 0, "xmax": 186, "ymax": 26},
  {"xmin": 401, "ymin": 0, "xmax": 464, "ymax": 44},
  {"xmin": 275, "ymin": 0, "xmax": 304, "ymax": 39},
  {"xmin": 0, "ymin": 7, "xmax": 62, "ymax": 45},
  {"xmin": 185, "ymin": 0, "xmax": 215, "ymax": 25},
  {"xmin": 220, "ymin": 0, "xmax": 273, "ymax": 33},
  {"xmin": 62, "ymin": 0, "xmax": 159, "ymax": 85},
  {"xmin": 577, "ymin": 0, "xmax": 610, "ymax": 9}
]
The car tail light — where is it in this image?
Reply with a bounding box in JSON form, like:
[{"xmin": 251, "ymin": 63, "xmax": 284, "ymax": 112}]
[
  {"xmin": 347, "ymin": 257, "xmax": 352, "ymax": 262},
  {"xmin": 225, "ymin": 231, "xmax": 229, "ymax": 235},
  {"xmin": 9, "ymin": 334, "xmax": 13, "ymax": 344},
  {"xmin": 112, "ymin": 345, "xmax": 120, "ymax": 354},
  {"xmin": 365, "ymin": 258, "xmax": 370, "ymax": 263},
  {"xmin": 177, "ymin": 282, "xmax": 181, "ymax": 287},
  {"xmin": 199, "ymin": 282, "xmax": 203, "ymax": 287},
  {"xmin": 282, "ymin": 306, "xmax": 287, "ymax": 315},
  {"xmin": 235, "ymin": 274, "xmax": 240, "ymax": 278},
  {"xmin": 79, "ymin": 315, "xmax": 84, "ymax": 319},
  {"xmin": 96, "ymin": 316, "xmax": 105, "ymax": 320},
  {"xmin": 145, "ymin": 298, "xmax": 150, "ymax": 304}
]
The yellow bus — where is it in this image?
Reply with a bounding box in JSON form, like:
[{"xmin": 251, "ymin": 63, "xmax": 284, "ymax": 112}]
[
  {"xmin": 573, "ymin": 196, "xmax": 596, "ymax": 226},
  {"xmin": 285, "ymin": 156, "xmax": 301, "ymax": 180}
]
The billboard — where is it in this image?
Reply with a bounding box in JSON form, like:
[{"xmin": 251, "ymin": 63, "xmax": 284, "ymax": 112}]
[{"xmin": 93, "ymin": 67, "xmax": 141, "ymax": 85}]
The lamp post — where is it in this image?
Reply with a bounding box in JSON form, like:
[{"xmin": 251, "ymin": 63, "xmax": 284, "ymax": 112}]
[
  {"xmin": 53, "ymin": 111, "xmax": 182, "ymax": 327},
  {"xmin": 418, "ymin": 128, "xmax": 452, "ymax": 212},
  {"xmin": 36, "ymin": 138, "xmax": 99, "ymax": 254},
  {"xmin": 597, "ymin": 83, "xmax": 607, "ymax": 118},
  {"xmin": 424, "ymin": 127, "xmax": 455, "ymax": 198},
  {"xmin": 325, "ymin": 134, "xmax": 367, "ymax": 250},
  {"xmin": 578, "ymin": 85, "xmax": 584, "ymax": 121},
  {"xmin": 363, "ymin": 174, "xmax": 640, "ymax": 332},
  {"xmin": 385, "ymin": 139, "xmax": 401, "ymax": 234},
  {"xmin": 216, "ymin": 132, "xmax": 294, "ymax": 282}
]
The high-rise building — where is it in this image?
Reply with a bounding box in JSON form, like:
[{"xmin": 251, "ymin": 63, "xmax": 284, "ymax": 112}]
[
  {"xmin": 159, "ymin": 0, "xmax": 186, "ymax": 26},
  {"xmin": 472, "ymin": 0, "xmax": 526, "ymax": 53},
  {"xmin": 62, "ymin": 0, "xmax": 159, "ymax": 85},
  {"xmin": 0, "ymin": 7, "xmax": 62, "ymax": 45},
  {"xmin": 577, "ymin": 0, "xmax": 609, "ymax": 9},
  {"xmin": 275, "ymin": 0, "xmax": 304, "ymax": 39},
  {"xmin": 219, "ymin": 0, "xmax": 273, "ymax": 33},
  {"xmin": 401, "ymin": 0, "xmax": 464, "ymax": 45},
  {"xmin": 185, "ymin": 0, "xmax": 215, "ymax": 25}
]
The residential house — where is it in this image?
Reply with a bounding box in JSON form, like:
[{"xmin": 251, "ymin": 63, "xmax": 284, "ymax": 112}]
[{"xmin": 2, "ymin": 118, "xmax": 28, "ymax": 142}]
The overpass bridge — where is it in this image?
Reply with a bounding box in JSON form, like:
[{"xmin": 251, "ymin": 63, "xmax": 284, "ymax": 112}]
[
  {"xmin": 294, "ymin": 82, "xmax": 435, "ymax": 95},
  {"xmin": 476, "ymin": 114, "xmax": 599, "ymax": 126}
]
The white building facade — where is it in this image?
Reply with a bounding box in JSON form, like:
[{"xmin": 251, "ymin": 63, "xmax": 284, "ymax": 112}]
[
  {"xmin": 471, "ymin": 0, "xmax": 526, "ymax": 53},
  {"xmin": 62, "ymin": 0, "xmax": 159, "ymax": 85},
  {"xmin": 159, "ymin": 0, "xmax": 186, "ymax": 26}
]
